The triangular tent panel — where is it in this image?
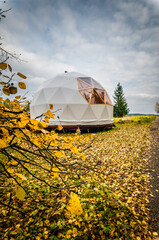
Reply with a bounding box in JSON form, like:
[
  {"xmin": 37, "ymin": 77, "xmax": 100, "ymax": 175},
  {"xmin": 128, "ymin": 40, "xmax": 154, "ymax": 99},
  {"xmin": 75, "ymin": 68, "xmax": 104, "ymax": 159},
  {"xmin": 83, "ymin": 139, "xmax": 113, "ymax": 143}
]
[
  {"xmin": 60, "ymin": 105, "xmax": 77, "ymax": 120},
  {"xmin": 81, "ymin": 105, "xmax": 97, "ymax": 120},
  {"xmin": 43, "ymin": 88, "xmax": 58, "ymax": 103},
  {"xmin": 100, "ymin": 106, "xmax": 109, "ymax": 120},
  {"xmin": 69, "ymin": 104, "xmax": 88, "ymax": 120},
  {"xmin": 33, "ymin": 90, "xmax": 46, "ymax": 105},
  {"xmin": 48, "ymin": 87, "xmax": 67, "ymax": 104},
  {"xmin": 90, "ymin": 105, "xmax": 106, "ymax": 119}
]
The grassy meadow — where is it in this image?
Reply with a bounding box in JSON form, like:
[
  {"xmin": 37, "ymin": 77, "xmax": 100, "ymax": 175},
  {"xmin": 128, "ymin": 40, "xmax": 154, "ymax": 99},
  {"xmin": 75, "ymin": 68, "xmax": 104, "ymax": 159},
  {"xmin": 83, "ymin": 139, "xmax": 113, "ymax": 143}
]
[{"xmin": 0, "ymin": 115, "xmax": 156, "ymax": 240}]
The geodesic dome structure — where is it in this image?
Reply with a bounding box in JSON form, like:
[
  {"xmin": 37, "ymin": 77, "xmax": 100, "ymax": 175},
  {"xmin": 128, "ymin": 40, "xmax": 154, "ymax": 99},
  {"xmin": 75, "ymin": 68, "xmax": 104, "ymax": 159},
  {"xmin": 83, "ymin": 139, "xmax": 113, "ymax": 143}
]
[{"xmin": 30, "ymin": 72, "xmax": 113, "ymax": 130}]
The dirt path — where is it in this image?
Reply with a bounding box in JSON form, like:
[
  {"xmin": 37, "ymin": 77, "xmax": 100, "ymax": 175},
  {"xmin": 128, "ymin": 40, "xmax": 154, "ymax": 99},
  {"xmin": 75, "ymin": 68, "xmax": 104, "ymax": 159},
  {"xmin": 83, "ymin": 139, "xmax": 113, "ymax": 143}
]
[{"xmin": 149, "ymin": 117, "xmax": 159, "ymax": 236}]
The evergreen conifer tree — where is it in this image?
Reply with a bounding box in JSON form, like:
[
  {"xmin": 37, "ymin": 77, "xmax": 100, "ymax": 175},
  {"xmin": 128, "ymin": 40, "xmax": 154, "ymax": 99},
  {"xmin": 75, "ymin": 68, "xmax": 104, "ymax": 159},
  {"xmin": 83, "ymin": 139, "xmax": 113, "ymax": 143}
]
[{"xmin": 113, "ymin": 83, "xmax": 129, "ymax": 117}]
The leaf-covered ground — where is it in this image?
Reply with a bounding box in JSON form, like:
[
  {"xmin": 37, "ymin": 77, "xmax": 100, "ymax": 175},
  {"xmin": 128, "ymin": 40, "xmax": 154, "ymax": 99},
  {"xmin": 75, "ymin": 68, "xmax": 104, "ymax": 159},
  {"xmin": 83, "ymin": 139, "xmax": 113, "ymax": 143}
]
[
  {"xmin": 0, "ymin": 116, "xmax": 157, "ymax": 239},
  {"xmin": 149, "ymin": 117, "xmax": 159, "ymax": 236}
]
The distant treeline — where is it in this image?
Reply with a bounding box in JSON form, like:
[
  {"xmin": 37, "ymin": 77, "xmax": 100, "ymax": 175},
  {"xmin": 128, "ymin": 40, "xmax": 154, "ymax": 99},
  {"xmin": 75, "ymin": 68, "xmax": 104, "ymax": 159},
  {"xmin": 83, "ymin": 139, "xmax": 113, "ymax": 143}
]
[{"xmin": 127, "ymin": 113, "xmax": 158, "ymax": 116}]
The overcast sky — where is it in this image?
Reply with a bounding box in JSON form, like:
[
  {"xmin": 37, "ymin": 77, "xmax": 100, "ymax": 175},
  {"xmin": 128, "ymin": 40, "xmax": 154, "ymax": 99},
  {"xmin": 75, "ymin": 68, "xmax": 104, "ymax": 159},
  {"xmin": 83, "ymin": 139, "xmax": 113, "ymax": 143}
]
[{"xmin": 1, "ymin": 0, "xmax": 159, "ymax": 114}]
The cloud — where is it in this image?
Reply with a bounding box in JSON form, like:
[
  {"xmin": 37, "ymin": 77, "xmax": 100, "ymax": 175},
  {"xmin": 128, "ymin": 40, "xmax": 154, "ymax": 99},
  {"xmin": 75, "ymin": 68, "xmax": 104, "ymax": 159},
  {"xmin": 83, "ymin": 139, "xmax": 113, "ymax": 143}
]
[{"xmin": 1, "ymin": 0, "xmax": 159, "ymax": 114}]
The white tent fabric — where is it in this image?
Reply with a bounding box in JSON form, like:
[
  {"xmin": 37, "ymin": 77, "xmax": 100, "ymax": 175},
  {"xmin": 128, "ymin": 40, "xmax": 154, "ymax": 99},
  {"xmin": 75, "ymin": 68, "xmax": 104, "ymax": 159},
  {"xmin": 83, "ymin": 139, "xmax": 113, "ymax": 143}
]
[{"xmin": 30, "ymin": 72, "xmax": 113, "ymax": 129}]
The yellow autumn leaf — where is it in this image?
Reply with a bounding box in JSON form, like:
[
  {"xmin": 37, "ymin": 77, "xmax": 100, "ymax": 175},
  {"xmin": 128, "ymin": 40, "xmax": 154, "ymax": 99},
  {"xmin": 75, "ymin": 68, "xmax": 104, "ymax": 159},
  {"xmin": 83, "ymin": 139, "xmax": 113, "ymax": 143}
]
[
  {"xmin": 72, "ymin": 228, "xmax": 78, "ymax": 237},
  {"xmin": 9, "ymin": 86, "xmax": 17, "ymax": 94},
  {"xmin": 15, "ymin": 95, "xmax": 21, "ymax": 99},
  {"xmin": 11, "ymin": 160, "xmax": 17, "ymax": 165},
  {"xmin": 44, "ymin": 117, "xmax": 50, "ymax": 123},
  {"xmin": 71, "ymin": 146, "xmax": 78, "ymax": 154},
  {"xmin": 65, "ymin": 229, "xmax": 72, "ymax": 239},
  {"xmin": 153, "ymin": 232, "xmax": 158, "ymax": 237},
  {"xmin": 51, "ymin": 167, "xmax": 60, "ymax": 179},
  {"xmin": 44, "ymin": 228, "xmax": 48, "ymax": 235},
  {"xmin": 15, "ymin": 173, "xmax": 27, "ymax": 181},
  {"xmin": 0, "ymin": 62, "xmax": 7, "ymax": 70},
  {"xmin": 66, "ymin": 192, "xmax": 83, "ymax": 216},
  {"xmin": 18, "ymin": 82, "xmax": 26, "ymax": 89},
  {"xmin": 49, "ymin": 104, "xmax": 53, "ymax": 110},
  {"xmin": 30, "ymin": 119, "xmax": 39, "ymax": 126},
  {"xmin": 2, "ymin": 74, "xmax": 9, "ymax": 78},
  {"xmin": 1, "ymin": 127, "xmax": 9, "ymax": 137},
  {"xmin": 76, "ymin": 128, "xmax": 81, "ymax": 135},
  {"xmin": 127, "ymin": 197, "xmax": 133, "ymax": 203},
  {"xmin": 7, "ymin": 168, "xmax": 14, "ymax": 174},
  {"xmin": 54, "ymin": 151, "xmax": 65, "ymax": 158},
  {"xmin": 17, "ymin": 72, "xmax": 27, "ymax": 79},
  {"xmin": 38, "ymin": 122, "xmax": 48, "ymax": 129},
  {"xmin": 17, "ymin": 116, "xmax": 30, "ymax": 128},
  {"xmin": 58, "ymin": 233, "xmax": 64, "ymax": 238},
  {"xmin": 44, "ymin": 110, "xmax": 54, "ymax": 119},
  {"xmin": 136, "ymin": 237, "xmax": 141, "ymax": 240},
  {"xmin": 8, "ymin": 64, "xmax": 12, "ymax": 72},
  {"xmin": 57, "ymin": 125, "xmax": 63, "ymax": 131},
  {"xmin": 0, "ymin": 139, "xmax": 8, "ymax": 149},
  {"xmin": 81, "ymin": 155, "xmax": 86, "ymax": 160},
  {"xmin": 16, "ymin": 186, "xmax": 25, "ymax": 201},
  {"xmin": 2, "ymin": 87, "xmax": 10, "ymax": 96}
]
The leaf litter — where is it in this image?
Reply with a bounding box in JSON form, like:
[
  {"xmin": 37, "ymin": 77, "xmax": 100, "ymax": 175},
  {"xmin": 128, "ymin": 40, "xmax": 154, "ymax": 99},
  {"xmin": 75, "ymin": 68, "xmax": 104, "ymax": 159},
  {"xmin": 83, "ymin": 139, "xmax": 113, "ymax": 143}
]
[{"xmin": 0, "ymin": 116, "xmax": 157, "ymax": 239}]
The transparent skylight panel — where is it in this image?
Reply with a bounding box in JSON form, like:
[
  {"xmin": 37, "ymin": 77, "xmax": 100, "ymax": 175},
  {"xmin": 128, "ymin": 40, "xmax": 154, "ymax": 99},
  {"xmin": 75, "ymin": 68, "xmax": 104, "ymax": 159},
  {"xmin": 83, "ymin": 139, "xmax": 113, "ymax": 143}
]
[
  {"xmin": 106, "ymin": 92, "xmax": 113, "ymax": 105},
  {"xmin": 77, "ymin": 78, "xmax": 92, "ymax": 90},
  {"xmin": 77, "ymin": 77, "xmax": 111, "ymax": 105},
  {"xmin": 92, "ymin": 79, "xmax": 104, "ymax": 89},
  {"xmin": 78, "ymin": 77, "xmax": 92, "ymax": 86}
]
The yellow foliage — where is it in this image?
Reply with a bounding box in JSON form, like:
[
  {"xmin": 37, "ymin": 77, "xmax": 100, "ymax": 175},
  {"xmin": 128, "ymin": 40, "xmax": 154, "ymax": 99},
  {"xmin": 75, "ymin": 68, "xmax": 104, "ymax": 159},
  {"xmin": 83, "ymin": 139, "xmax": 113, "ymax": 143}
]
[
  {"xmin": 76, "ymin": 128, "xmax": 81, "ymax": 135},
  {"xmin": 16, "ymin": 187, "xmax": 25, "ymax": 201},
  {"xmin": 11, "ymin": 160, "xmax": 17, "ymax": 165},
  {"xmin": 15, "ymin": 95, "xmax": 21, "ymax": 99},
  {"xmin": 15, "ymin": 173, "xmax": 27, "ymax": 181},
  {"xmin": 0, "ymin": 62, "xmax": 7, "ymax": 69},
  {"xmin": 7, "ymin": 168, "xmax": 14, "ymax": 174},
  {"xmin": 28, "ymin": 119, "xmax": 47, "ymax": 131},
  {"xmin": 17, "ymin": 72, "xmax": 27, "ymax": 79},
  {"xmin": 153, "ymin": 232, "xmax": 158, "ymax": 237},
  {"xmin": 18, "ymin": 82, "xmax": 26, "ymax": 89},
  {"xmin": 38, "ymin": 121, "xmax": 48, "ymax": 129},
  {"xmin": 44, "ymin": 117, "xmax": 50, "ymax": 123},
  {"xmin": 51, "ymin": 166, "xmax": 60, "ymax": 179},
  {"xmin": 17, "ymin": 116, "xmax": 30, "ymax": 128},
  {"xmin": 54, "ymin": 151, "xmax": 65, "ymax": 158},
  {"xmin": 57, "ymin": 125, "xmax": 63, "ymax": 131},
  {"xmin": 8, "ymin": 64, "xmax": 12, "ymax": 72},
  {"xmin": 0, "ymin": 139, "xmax": 8, "ymax": 149},
  {"xmin": 71, "ymin": 146, "xmax": 78, "ymax": 154},
  {"xmin": 1, "ymin": 127, "xmax": 9, "ymax": 137},
  {"xmin": 44, "ymin": 109, "xmax": 54, "ymax": 119},
  {"xmin": 2, "ymin": 86, "xmax": 10, "ymax": 95},
  {"xmin": 66, "ymin": 192, "xmax": 83, "ymax": 216},
  {"xmin": 49, "ymin": 104, "xmax": 53, "ymax": 110}
]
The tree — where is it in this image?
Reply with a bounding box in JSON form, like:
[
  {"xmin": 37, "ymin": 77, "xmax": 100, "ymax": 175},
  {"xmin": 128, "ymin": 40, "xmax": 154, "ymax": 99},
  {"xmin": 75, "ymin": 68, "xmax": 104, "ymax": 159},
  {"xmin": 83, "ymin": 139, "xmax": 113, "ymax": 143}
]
[
  {"xmin": 155, "ymin": 102, "xmax": 159, "ymax": 113},
  {"xmin": 113, "ymin": 82, "xmax": 129, "ymax": 117}
]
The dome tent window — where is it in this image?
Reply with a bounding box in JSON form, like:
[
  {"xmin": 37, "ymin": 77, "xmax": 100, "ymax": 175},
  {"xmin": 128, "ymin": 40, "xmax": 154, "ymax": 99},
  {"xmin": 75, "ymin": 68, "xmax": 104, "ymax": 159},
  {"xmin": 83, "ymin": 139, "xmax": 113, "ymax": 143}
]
[
  {"xmin": 30, "ymin": 72, "xmax": 113, "ymax": 130},
  {"xmin": 77, "ymin": 77, "xmax": 112, "ymax": 105}
]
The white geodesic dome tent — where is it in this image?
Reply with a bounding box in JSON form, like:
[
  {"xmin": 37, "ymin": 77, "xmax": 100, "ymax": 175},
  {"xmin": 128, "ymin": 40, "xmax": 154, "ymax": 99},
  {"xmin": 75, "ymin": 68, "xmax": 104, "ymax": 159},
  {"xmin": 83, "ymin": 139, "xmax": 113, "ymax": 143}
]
[{"xmin": 30, "ymin": 72, "xmax": 113, "ymax": 130}]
